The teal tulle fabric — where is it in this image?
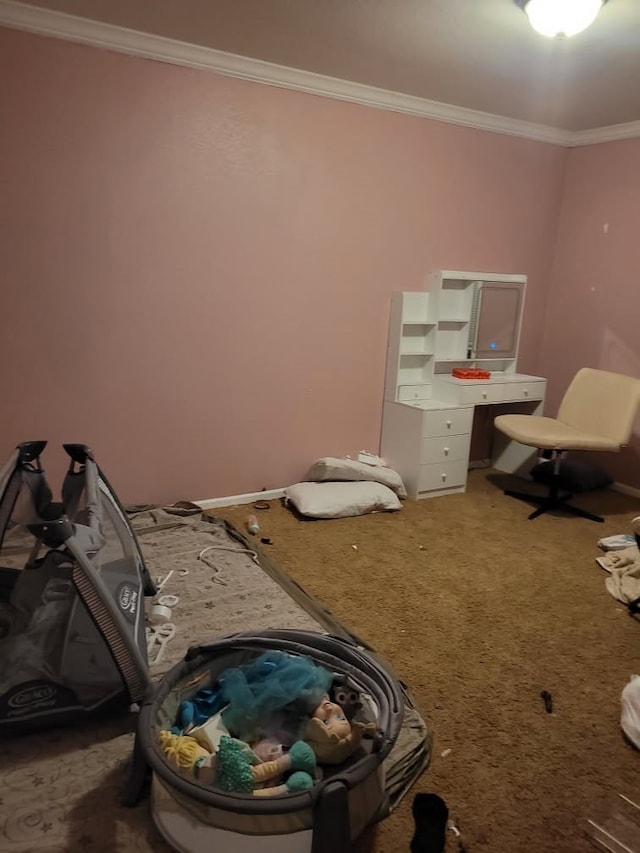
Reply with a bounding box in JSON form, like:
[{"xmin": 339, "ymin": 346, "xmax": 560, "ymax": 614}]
[{"xmin": 220, "ymin": 651, "xmax": 333, "ymax": 741}]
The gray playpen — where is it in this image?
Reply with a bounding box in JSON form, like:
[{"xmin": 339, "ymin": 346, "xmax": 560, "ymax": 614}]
[{"xmin": 0, "ymin": 441, "xmax": 155, "ymax": 734}]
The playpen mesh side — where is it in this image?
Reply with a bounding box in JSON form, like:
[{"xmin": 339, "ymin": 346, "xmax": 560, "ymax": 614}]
[
  {"xmin": 97, "ymin": 475, "xmax": 146, "ymax": 570},
  {"xmin": 0, "ymin": 470, "xmax": 21, "ymax": 553},
  {"xmin": 154, "ymin": 774, "xmax": 316, "ymax": 836},
  {"xmin": 71, "ymin": 562, "xmax": 148, "ymax": 704},
  {"xmin": 152, "ymin": 766, "xmax": 386, "ymax": 842}
]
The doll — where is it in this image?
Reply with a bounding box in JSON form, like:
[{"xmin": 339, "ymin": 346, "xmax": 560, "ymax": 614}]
[
  {"xmin": 159, "ymin": 730, "xmax": 217, "ymax": 784},
  {"xmin": 303, "ymin": 694, "xmax": 377, "ymax": 765}
]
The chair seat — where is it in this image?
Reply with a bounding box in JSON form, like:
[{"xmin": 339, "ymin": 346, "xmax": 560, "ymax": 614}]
[{"xmin": 493, "ymin": 414, "xmax": 621, "ymax": 452}]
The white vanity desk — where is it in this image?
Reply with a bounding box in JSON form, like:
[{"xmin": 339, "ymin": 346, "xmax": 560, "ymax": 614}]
[
  {"xmin": 381, "ymin": 373, "xmax": 546, "ymax": 500},
  {"xmin": 380, "ymin": 271, "xmax": 546, "ymax": 500}
]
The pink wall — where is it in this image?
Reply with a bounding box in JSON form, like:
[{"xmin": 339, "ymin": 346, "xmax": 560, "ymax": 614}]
[
  {"xmin": 0, "ymin": 27, "xmax": 567, "ymax": 504},
  {"xmin": 539, "ymin": 139, "xmax": 640, "ymax": 486}
]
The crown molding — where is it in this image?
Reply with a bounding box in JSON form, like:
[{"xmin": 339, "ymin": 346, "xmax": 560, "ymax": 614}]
[
  {"xmin": 0, "ymin": 0, "xmax": 638, "ymax": 148},
  {"xmin": 570, "ymin": 120, "xmax": 640, "ymax": 147}
]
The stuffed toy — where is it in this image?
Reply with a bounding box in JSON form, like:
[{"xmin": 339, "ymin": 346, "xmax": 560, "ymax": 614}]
[
  {"xmin": 303, "ymin": 694, "xmax": 377, "ymax": 765},
  {"xmin": 216, "ymin": 735, "xmax": 316, "ymax": 795},
  {"xmin": 159, "ymin": 730, "xmax": 217, "ymax": 784},
  {"xmin": 159, "ymin": 731, "xmax": 316, "ymax": 796},
  {"xmin": 330, "ymin": 681, "xmax": 363, "ymax": 721}
]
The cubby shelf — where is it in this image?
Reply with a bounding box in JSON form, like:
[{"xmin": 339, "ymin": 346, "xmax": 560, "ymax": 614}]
[{"xmin": 383, "ymin": 270, "xmax": 527, "ymax": 404}]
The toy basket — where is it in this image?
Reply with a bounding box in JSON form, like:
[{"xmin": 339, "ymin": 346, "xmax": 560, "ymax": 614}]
[{"xmin": 128, "ymin": 629, "xmax": 406, "ymax": 853}]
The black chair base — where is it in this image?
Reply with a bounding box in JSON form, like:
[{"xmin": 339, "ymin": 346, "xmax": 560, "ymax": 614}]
[{"xmin": 504, "ymin": 487, "xmax": 604, "ymax": 523}]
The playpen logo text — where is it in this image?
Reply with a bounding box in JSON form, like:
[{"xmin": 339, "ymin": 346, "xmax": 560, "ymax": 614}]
[
  {"xmin": 118, "ymin": 583, "xmax": 138, "ymax": 615},
  {"xmin": 8, "ymin": 685, "xmax": 57, "ymax": 712}
]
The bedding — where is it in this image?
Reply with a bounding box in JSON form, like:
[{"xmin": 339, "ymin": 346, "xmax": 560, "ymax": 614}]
[
  {"xmin": 304, "ymin": 456, "xmax": 407, "ymax": 498},
  {"xmin": 284, "ymin": 480, "xmax": 402, "ymax": 519}
]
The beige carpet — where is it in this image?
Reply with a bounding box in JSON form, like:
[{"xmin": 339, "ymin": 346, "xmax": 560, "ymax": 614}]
[{"xmin": 215, "ymin": 470, "xmax": 640, "ymax": 853}]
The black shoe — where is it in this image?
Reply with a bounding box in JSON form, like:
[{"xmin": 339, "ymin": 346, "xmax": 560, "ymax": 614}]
[{"xmin": 410, "ymin": 792, "xmax": 449, "ymax": 853}]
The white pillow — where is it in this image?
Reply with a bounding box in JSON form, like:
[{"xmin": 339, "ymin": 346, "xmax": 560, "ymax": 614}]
[
  {"xmin": 621, "ymin": 675, "xmax": 640, "ymax": 749},
  {"xmin": 284, "ymin": 481, "xmax": 401, "ymax": 519},
  {"xmin": 304, "ymin": 457, "xmax": 407, "ymax": 499}
]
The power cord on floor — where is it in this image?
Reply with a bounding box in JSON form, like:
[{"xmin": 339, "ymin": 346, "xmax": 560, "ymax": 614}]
[{"xmin": 198, "ymin": 545, "xmax": 260, "ymax": 585}]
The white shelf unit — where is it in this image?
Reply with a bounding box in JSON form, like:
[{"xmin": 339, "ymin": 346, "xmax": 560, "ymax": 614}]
[
  {"xmin": 435, "ymin": 275, "xmax": 475, "ymax": 362},
  {"xmin": 384, "ymin": 291, "xmax": 436, "ymax": 403},
  {"xmin": 385, "ymin": 270, "xmax": 527, "ymax": 403}
]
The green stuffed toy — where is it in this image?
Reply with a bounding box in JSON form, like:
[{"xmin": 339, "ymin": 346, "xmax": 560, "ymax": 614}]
[{"xmin": 215, "ymin": 736, "xmax": 316, "ymax": 796}]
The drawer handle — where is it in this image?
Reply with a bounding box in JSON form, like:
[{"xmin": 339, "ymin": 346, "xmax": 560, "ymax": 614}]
[
  {"xmin": 482, "ymin": 391, "xmax": 487, "ymax": 399},
  {"xmin": 523, "ymin": 389, "xmax": 529, "ymax": 396},
  {"xmin": 441, "ymin": 473, "xmax": 447, "ymax": 482},
  {"xmin": 446, "ymin": 420, "xmax": 451, "ymax": 428},
  {"xmin": 443, "ymin": 447, "xmax": 449, "ymax": 456}
]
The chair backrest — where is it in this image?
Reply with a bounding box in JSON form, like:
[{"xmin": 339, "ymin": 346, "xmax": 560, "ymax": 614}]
[{"xmin": 558, "ymin": 368, "xmax": 640, "ymax": 446}]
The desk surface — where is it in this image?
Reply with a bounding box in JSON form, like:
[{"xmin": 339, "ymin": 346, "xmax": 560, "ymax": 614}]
[
  {"xmin": 402, "ymin": 373, "xmax": 546, "ymax": 411},
  {"xmin": 435, "ymin": 372, "xmax": 544, "ymax": 387}
]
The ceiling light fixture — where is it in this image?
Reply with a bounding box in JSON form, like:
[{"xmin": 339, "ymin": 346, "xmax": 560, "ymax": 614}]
[{"xmin": 515, "ymin": 0, "xmax": 608, "ymax": 39}]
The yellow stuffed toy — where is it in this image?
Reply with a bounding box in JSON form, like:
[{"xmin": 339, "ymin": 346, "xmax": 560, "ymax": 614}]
[{"xmin": 159, "ymin": 730, "xmax": 217, "ymax": 784}]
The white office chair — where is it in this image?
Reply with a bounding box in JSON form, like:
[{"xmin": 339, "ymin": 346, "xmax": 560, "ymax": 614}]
[{"xmin": 494, "ymin": 367, "xmax": 640, "ymax": 522}]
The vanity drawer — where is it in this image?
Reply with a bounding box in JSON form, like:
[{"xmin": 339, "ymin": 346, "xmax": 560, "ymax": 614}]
[
  {"xmin": 398, "ymin": 384, "xmax": 431, "ymax": 402},
  {"xmin": 417, "ymin": 460, "xmax": 468, "ymax": 494},
  {"xmin": 458, "ymin": 383, "xmax": 504, "ymax": 405},
  {"xmin": 422, "ymin": 407, "xmax": 473, "ymax": 437},
  {"xmin": 420, "ymin": 433, "xmax": 471, "ymax": 465},
  {"xmin": 501, "ymin": 380, "xmax": 546, "ymax": 403}
]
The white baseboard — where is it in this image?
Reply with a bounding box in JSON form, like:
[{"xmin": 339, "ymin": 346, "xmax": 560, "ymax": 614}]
[
  {"xmin": 195, "ymin": 480, "xmax": 639, "ymax": 509},
  {"xmin": 194, "ymin": 488, "xmax": 286, "ymax": 510},
  {"xmin": 610, "ymin": 482, "xmax": 640, "ymax": 500}
]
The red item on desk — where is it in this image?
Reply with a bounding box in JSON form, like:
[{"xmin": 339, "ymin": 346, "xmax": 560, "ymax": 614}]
[{"xmin": 452, "ymin": 367, "xmax": 492, "ymax": 380}]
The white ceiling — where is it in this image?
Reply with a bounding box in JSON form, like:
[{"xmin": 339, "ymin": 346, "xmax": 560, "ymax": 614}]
[{"xmin": 6, "ymin": 0, "xmax": 640, "ymax": 134}]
